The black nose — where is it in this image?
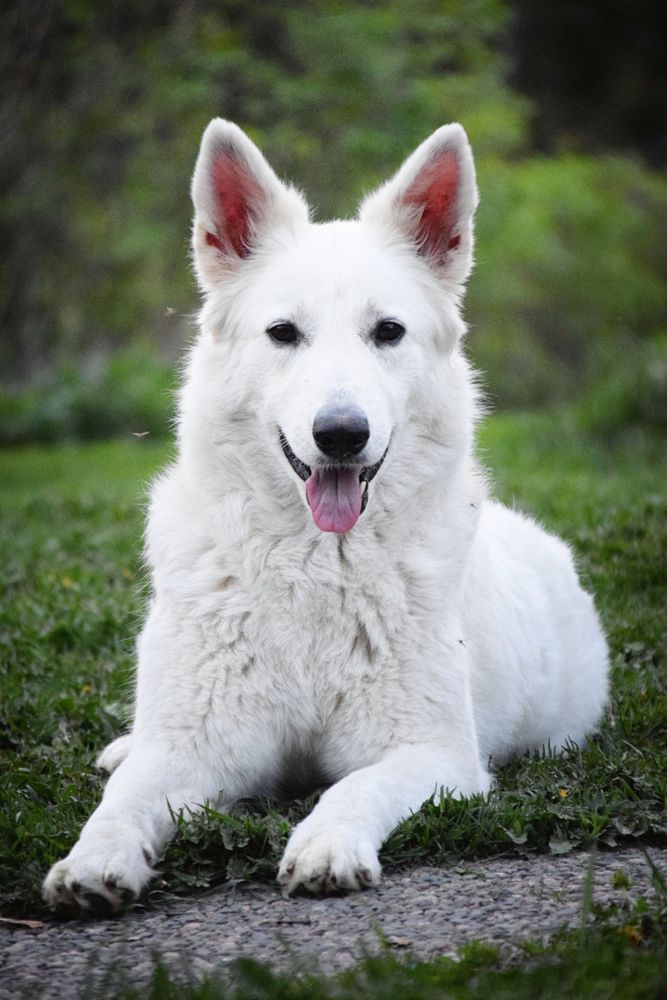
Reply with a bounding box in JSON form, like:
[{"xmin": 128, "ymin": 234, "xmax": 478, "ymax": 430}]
[{"xmin": 313, "ymin": 407, "xmax": 370, "ymax": 460}]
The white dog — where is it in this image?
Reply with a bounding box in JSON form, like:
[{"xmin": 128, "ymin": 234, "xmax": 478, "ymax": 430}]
[{"xmin": 44, "ymin": 120, "xmax": 609, "ymax": 912}]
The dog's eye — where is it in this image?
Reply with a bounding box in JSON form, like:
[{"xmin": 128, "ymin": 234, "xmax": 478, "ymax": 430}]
[
  {"xmin": 267, "ymin": 321, "xmax": 300, "ymax": 345},
  {"xmin": 374, "ymin": 320, "xmax": 406, "ymax": 345}
]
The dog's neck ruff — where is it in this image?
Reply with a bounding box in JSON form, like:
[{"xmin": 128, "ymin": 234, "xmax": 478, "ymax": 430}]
[{"xmin": 279, "ymin": 429, "xmax": 388, "ymax": 534}]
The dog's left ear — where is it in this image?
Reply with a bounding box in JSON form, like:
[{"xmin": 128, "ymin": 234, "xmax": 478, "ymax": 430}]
[
  {"xmin": 359, "ymin": 124, "xmax": 478, "ymax": 285},
  {"xmin": 191, "ymin": 119, "xmax": 309, "ymax": 293}
]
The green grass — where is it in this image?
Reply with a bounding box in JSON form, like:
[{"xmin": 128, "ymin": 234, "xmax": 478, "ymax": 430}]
[{"xmin": 0, "ymin": 414, "xmax": 665, "ymax": 925}]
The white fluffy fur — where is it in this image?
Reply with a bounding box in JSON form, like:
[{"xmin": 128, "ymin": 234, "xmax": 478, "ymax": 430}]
[{"xmin": 44, "ymin": 121, "xmax": 608, "ymax": 911}]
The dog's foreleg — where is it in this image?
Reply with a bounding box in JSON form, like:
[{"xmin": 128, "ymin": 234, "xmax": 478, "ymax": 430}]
[
  {"xmin": 277, "ymin": 742, "xmax": 490, "ymax": 895},
  {"xmin": 43, "ymin": 744, "xmax": 221, "ymax": 913}
]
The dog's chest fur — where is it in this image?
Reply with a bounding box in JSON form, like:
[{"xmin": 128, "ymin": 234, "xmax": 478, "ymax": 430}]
[{"xmin": 153, "ymin": 497, "xmax": 453, "ymax": 799}]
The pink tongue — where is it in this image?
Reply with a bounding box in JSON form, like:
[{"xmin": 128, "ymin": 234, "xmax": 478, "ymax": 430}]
[{"xmin": 306, "ymin": 468, "xmax": 362, "ymax": 534}]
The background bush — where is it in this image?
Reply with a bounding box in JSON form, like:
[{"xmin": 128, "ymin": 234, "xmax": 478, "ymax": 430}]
[
  {"xmin": 1, "ymin": 0, "xmax": 665, "ymax": 440},
  {"xmin": 469, "ymin": 155, "xmax": 666, "ymax": 408},
  {"xmin": 0, "ymin": 342, "xmax": 176, "ymax": 444}
]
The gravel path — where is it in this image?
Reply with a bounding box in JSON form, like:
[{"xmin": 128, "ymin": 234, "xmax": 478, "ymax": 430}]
[{"xmin": 1, "ymin": 847, "xmax": 664, "ymax": 998}]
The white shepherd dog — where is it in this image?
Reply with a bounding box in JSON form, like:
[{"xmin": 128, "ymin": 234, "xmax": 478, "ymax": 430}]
[{"xmin": 44, "ymin": 120, "xmax": 609, "ymax": 912}]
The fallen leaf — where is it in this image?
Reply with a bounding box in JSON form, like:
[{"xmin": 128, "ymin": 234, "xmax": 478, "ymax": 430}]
[{"xmin": 0, "ymin": 917, "xmax": 45, "ymax": 929}]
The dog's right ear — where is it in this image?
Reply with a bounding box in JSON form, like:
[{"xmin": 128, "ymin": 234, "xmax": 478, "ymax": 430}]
[{"xmin": 191, "ymin": 119, "xmax": 309, "ymax": 293}]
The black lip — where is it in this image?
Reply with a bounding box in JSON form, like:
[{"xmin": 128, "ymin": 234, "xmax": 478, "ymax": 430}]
[
  {"xmin": 359, "ymin": 445, "xmax": 388, "ymax": 512},
  {"xmin": 278, "ymin": 428, "xmax": 388, "ymax": 515},
  {"xmin": 359, "ymin": 449, "xmax": 387, "ymax": 485},
  {"xmin": 279, "ymin": 430, "xmax": 311, "ymax": 481}
]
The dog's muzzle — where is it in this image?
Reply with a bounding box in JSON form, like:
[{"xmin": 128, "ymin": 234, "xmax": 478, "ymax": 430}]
[{"xmin": 278, "ymin": 429, "xmax": 388, "ymax": 532}]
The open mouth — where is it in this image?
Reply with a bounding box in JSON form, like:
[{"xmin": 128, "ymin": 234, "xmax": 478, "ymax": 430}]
[{"xmin": 279, "ymin": 429, "xmax": 388, "ymax": 534}]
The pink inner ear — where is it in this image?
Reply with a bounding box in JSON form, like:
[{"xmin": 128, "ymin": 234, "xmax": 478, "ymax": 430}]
[
  {"xmin": 207, "ymin": 151, "xmax": 263, "ymax": 259},
  {"xmin": 403, "ymin": 150, "xmax": 460, "ymax": 262}
]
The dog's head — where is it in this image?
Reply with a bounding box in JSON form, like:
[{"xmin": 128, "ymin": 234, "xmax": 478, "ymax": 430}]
[{"xmin": 186, "ymin": 120, "xmax": 479, "ymax": 535}]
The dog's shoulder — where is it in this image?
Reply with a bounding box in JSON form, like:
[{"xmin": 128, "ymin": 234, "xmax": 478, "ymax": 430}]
[{"xmin": 143, "ymin": 461, "xmax": 238, "ymax": 595}]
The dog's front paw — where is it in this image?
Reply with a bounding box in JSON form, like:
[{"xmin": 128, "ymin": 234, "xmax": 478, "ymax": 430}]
[
  {"xmin": 43, "ymin": 829, "xmax": 154, "ymax": 915},
  {"xmin": 277, "ymin": 824, "xmax": 381, "ymax": 896}
]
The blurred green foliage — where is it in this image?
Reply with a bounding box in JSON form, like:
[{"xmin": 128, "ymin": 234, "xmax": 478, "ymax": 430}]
[
  {"xmin": 0, "ymin": 342, "xmax": 176, "ymax": 444},
  {"xmin": 1, "ymin": 0, "xmax": 665, "ymax": 439},
  {"xmin": 469, "ymin": 155, "xmax": 667, "ymax": 407}
]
